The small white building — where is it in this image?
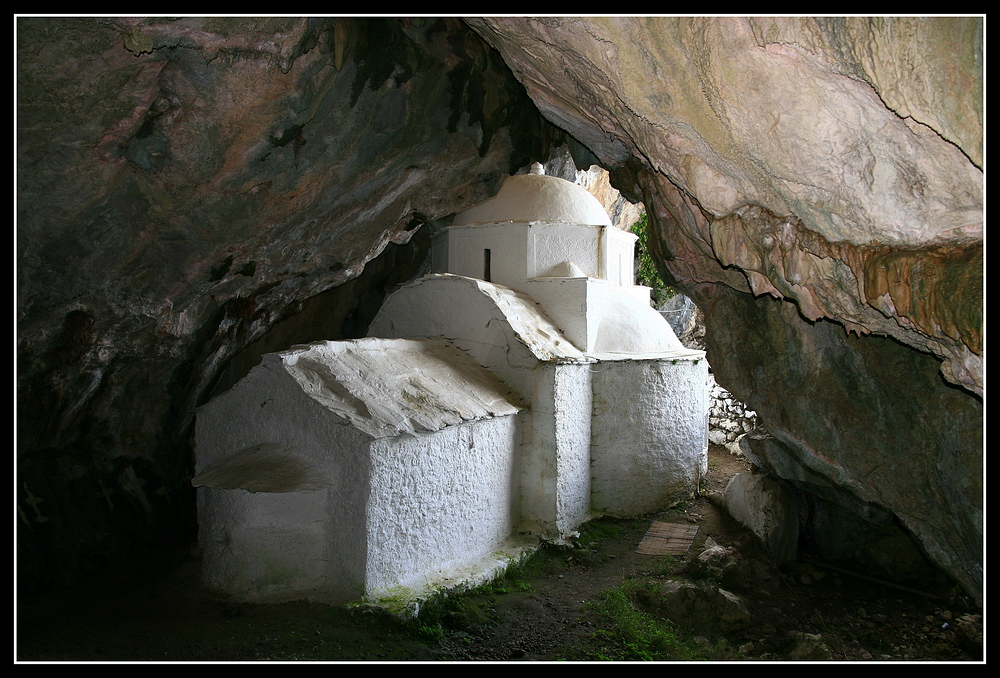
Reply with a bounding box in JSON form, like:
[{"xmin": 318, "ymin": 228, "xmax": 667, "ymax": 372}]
[
  {"xmin": 194, "ymin": 338, "xmax": 533, "ymax": 605},
  {"xmin": 194, "ymin": 165, "xmax": 708, "ymax": 607}
]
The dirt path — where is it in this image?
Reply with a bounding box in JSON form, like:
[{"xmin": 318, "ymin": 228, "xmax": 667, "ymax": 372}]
[{"xmin": 16, "ymin": 445, "xmax": 982, "ymax": 662}]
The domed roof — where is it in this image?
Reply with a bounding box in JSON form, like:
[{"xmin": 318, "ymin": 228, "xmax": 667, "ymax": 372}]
[
  {"xmin": 593, "ymin": 291, "xmax": 685, "ymax": 355},
  {"xmin": 453, "ymin": 164, "xmax": 612, "ymax": 227}
]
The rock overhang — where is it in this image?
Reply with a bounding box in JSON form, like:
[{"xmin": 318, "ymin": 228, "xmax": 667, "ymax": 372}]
[{"xmin": 15, "ymin": 16, "xmax": 983, "ymax": 604}]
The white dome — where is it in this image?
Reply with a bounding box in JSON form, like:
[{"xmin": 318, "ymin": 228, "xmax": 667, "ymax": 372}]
[
  {"xmin": 593, "ymin": 291, "xmax": 685, "ymax": 355},
  {"xmin": 453, "ymin": 172, "xmax": 612, "ymax": 227}
]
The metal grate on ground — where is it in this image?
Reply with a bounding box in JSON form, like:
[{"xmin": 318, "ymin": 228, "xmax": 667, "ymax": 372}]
[{"xmin": 635, "ymin": 520, "xmax": 699, "ymax": 556}]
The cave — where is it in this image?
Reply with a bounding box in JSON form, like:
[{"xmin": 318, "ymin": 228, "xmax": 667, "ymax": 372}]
[{"xmin": 16, "ymin": 16, "xmax": 982, "ymax": 659}]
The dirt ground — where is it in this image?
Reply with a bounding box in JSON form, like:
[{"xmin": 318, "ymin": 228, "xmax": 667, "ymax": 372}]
[{"xmin": 16, "ymin": 445, "xmax": 983, "ymax": 663}]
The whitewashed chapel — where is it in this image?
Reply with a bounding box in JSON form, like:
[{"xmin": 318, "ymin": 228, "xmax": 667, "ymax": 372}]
[{"xmin": 193, "ymin": 165, "xmax": 708, "ymax": 606}]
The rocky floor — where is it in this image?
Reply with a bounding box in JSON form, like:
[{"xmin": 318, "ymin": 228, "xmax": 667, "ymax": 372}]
[{"xmin": 16, "ymin": 445, "xmax": 983, "ymax": 663}]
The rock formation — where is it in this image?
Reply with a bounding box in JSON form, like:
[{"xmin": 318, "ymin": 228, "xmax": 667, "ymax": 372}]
[
  {"xmin": 469, "ymin": 16, "xmax": 983, "ymax": 603},
  {"xmin": 17, "ymin": 17, "xmax": 982, "ymax": 603}
]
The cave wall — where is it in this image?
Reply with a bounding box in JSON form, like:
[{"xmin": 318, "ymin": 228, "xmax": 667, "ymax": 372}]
[
  {"xmin": 16, "ymin": 17, "xmax": 572, "ymax": 588},
  {"xmin": 17, "ymin": 17, "xmax": 983, "ymax": 602},
  {"xmin": 467, "ymin": 17, "xmax": 983, "ymax": 601},
  {"xmin": 468, "ymin": 17, "xmax": 982, "ymax": 393},
  {"xmin": 702, "ymin": 282, "xmax": 982, "ymax": 599}
]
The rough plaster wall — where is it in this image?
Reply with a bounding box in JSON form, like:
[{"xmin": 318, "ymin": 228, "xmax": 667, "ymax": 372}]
[
  {"xmin": 365, "ymin": 416, "xmax": 519, "ymax": 596},
  {"xmin": 197, "ymin": 340, "xmax": 523, "ymax": 602},
  {"xmin": 532, "ymin": 225, "xmax": 602, "ymax": 279},
  {"xmin": 524, "ymin": 277, "xmax": 598, "ymax": 352},
  {"xmin": 604, "ymin": 227, "xmax": 638, "ymax": 286},
  {"xmin": 194, "ymin": 354, "xmax": 373, "ymax": 484},
  {"xmin": 448, "ymin": 225, "xmax": 530, "ymax": 284},
  {"xmin": 367, "ymin": 275, "xmax": 580, "ymax": 541},
  {"xmin": 517, "ymin": 365, "xmax": 558, "ymax": 535},
  {"xmin": 591, "ymin": 358, "xmax": 709, "ymax": 516},
  {"xmin": 367, "ymin": 275, "xmax": 565, "ymax": 391},
  {"xmin": 198, "ymin": 487, "xmax": 335, "ymax": 603},
  {"xmin": 498, "ymin": 362, "xmax": 594, "ymax": 541},
  {"xmin": 194, "ymin": 353, "xmax": 373, "ymax": 602},
  {"xmin": 552, "ymin": 364, "xmax": 594, "ymax": 536}
]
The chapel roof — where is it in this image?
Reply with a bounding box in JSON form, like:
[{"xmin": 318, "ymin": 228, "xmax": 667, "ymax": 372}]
[
  {"xmin": 452, "ymin": 164, "xmax": 612, "ymax": 227},
  {"xmin": 367, "ymin": 273, "xmax": 592, "ymax": 364},
  {"xmin": 279, "ymin": 337, "xmax": 524, "ymax": 439}
]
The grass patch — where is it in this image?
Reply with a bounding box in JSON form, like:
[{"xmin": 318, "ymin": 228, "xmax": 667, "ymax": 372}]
[
  {"xmin": 579, "ymin": 579, "xmax": 711, "ymax": 661},
  {"xmin": 578, "ymin": 517, "xmax": 628, "ymax": 543},
  {"xmin": 397, "ymin": 551, "xmax": 546, "ymax": 641},
  {"xmin": 400, "ymin": 589, "xmax": 497, "ymax": 641},
  {"xmin": 649, "ymin": 555, "xmax": 680, "ymax": 577}
]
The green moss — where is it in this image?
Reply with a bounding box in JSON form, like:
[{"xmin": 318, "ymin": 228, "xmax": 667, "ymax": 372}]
[
  {"xmin": 579, "ymin": 579, "xmax": 712, "ymax": 661},
  {"xmin": 363, "ymin": 586, "xmax": 424, "ymax": 618}
]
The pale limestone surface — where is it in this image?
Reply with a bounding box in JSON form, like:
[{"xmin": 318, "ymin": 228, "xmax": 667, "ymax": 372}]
[
  {"xmin": 468, "ymin": 16, "xmax": 983, "ymax": 394},
  {"xmin": 470, "ymin": 17, "xmax": 982, "ymax": 242},
  {"xmin": 467, "ymin": 16, "xmax": 983, "ymax": 604},
  {"xmin": 723, "ymin": 471, "xmax": 799, "ymax": 566}
]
